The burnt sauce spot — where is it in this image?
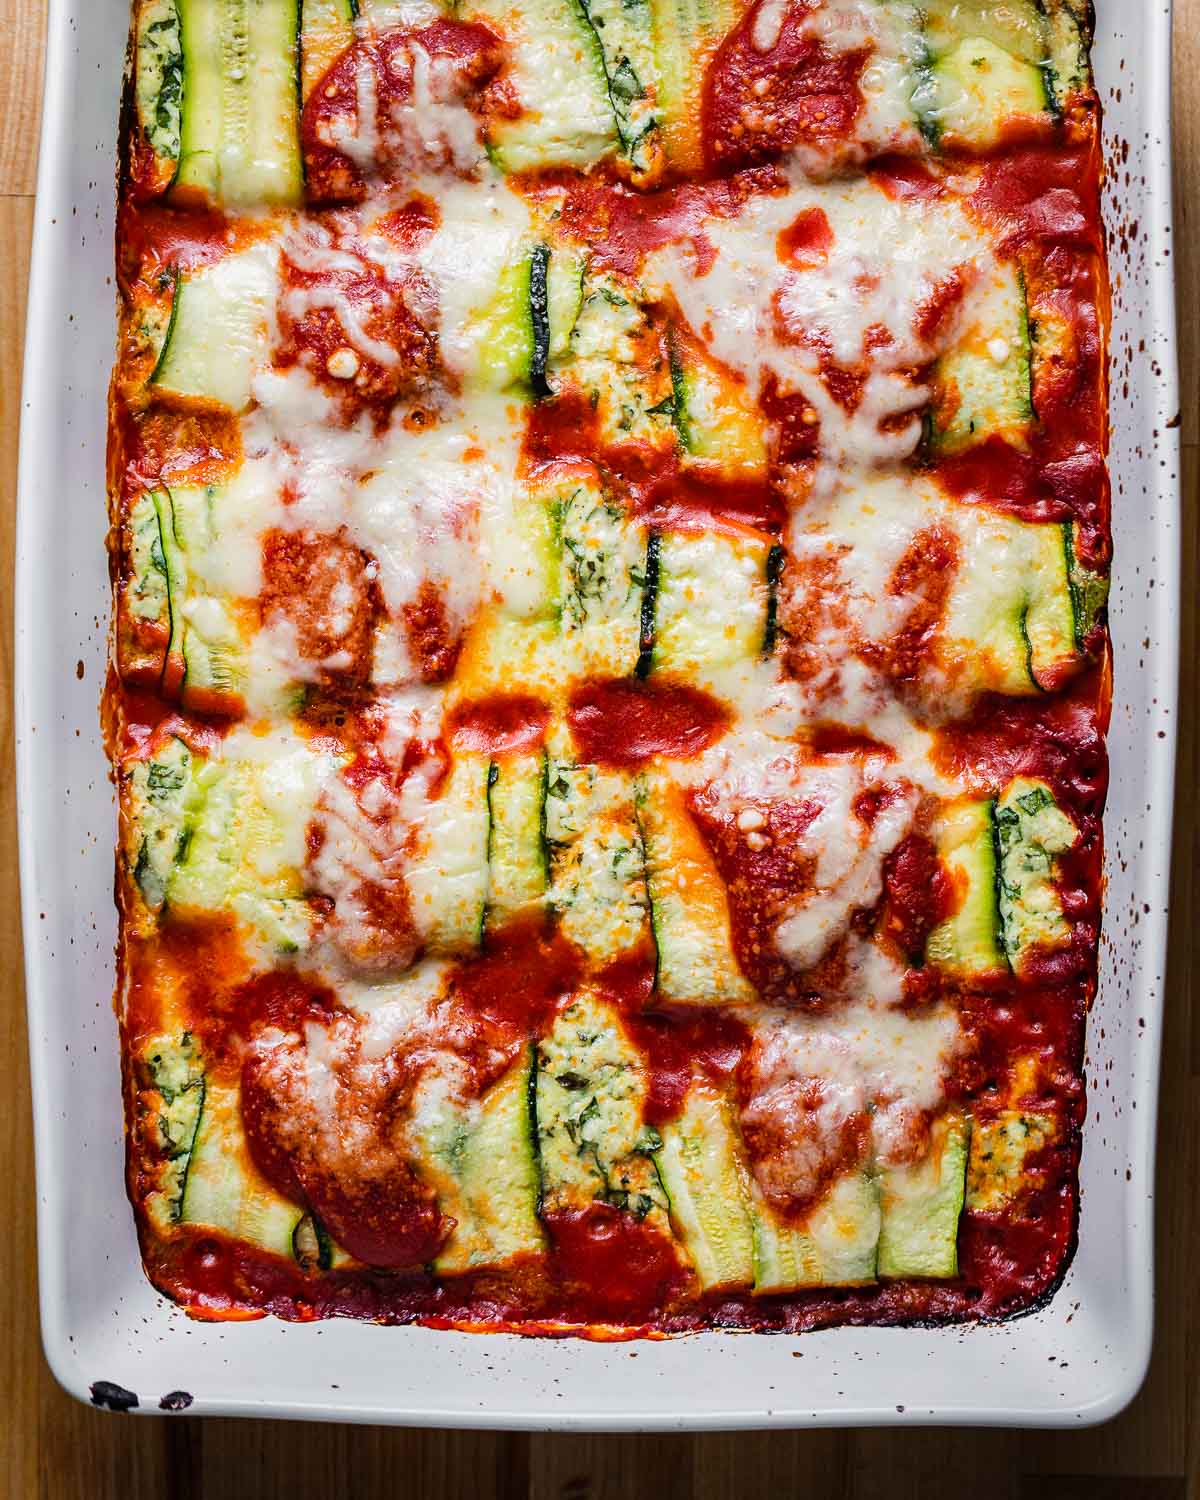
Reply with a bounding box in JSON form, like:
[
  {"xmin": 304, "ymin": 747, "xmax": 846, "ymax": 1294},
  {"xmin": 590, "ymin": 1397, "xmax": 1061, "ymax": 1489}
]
[{"xmin": 89, "ymin": 1380, "xmax": 138, "ymax": 1412}]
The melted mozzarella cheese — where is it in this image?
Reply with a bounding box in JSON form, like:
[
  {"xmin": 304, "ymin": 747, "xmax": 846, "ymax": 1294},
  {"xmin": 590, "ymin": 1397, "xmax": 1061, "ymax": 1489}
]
[
  {"xmin": 245, "ymin": 364, "xmax": 379, "ymax": 529},
  {"xmin": 282, "ymin": 282, "xmax": 402, "ymax": 368},
  {"xmin": 646, "ymin": 169, "xmax": 992, "ymax": 491},
  {"xmin": 390, "ymin": 43, "xmax": 488, "ymax": 174},
  {"xmin": 220, "ymin": 724, "xmax": 342, "ymax": 877},
  {"xmin": 791, "ymin": 470, "xmax": 1064, "ymax": 718},
  {"xmin": 417, "ymin": 174, "xmax": 532, "ymax": 377},
  {"xmin": 241, "ymin": 618, "xmax": 322, "ymax": 718},
  {"xmin": 681, "ymin": 743, "xmax": 920, "ymax": 974},
  {"xmin": 321, "ymin": 43, "xmax": 383, "ymax": 173},
  {"xmin": 803, "ymin": 1, "xmax": 925, "ymax": 166},
  {"xmin": 745, "ymin": 996, "xmax": 961, "ymax": 1168},
  {"xmin": 236, "ymin": 361, "xmax": 524, "ymax": 692},
  {"xmin": 349, "ymin": 958, "xmax": 453, "ymax": 1033},
  {"xmin": 752, "ymin": 0, "xmax": 790, "ymax": 52},
  {"xmin": 350, "ymin": 421, "xmax": 483, "ymax": 628},
  {"xmin": 775, "ymin": 774, "xmax": 917, "ymax": 969}
]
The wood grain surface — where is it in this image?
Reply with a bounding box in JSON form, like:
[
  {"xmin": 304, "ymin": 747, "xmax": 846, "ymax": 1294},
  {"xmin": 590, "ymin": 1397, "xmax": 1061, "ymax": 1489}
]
[{"xmin": 0, "ymin": 5, "xmax": 1195, "ymax": 1496}]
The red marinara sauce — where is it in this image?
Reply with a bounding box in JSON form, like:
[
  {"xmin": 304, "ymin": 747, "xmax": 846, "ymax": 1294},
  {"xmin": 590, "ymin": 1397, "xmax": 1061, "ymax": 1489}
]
[
  {"xmin": 301, "ymin": 22, "xmax": 503, "ymax": 203},
  {"xmin": 568, "ymin": 679, "xmax": 731, "ymax": 767},
  {"xmin": 702, "ymin": 1, "xmax": 869, "ymax": 172}
]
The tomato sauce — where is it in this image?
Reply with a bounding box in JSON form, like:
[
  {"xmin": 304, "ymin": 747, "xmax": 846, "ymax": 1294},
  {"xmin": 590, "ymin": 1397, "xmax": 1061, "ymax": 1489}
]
[
  {"xmin": 525, "ymin": 389, "xmax": 783, "ymax": 534},
  {"xmin": 119, "ymin": 406, "xmax": 242, "ymax": 495},
  {"xmin": 449, "ymin": 924, "xmax": 582, "ymax": 1061},
  {"xmin": 567, "ymin": 679, "xmax": 730, "ymax": 766},
  {"xmin": 445, "ymin": 694, "xmax": 549, "ymax": 755},
  {"xmin": 260, "ymin": 528, "xmax": 379, "ymax": 691},
  {"xmin": 241, "ymin": 1042, "xmax": 450, "ymax": 1269},
  {"xmin": 542, "ymin": 1205, "xmax": 692, "ymax": 1323},
  {"xmin": 275, "ymin": 242, "xmax": 437, "ymax": 422},
  {"xmin": 621, "ymin": 1007, "xmax": 749, "ymax": 1126},
  {"xmin": 118, "ymin": 201, "xmax": 246, "ymax": 281},
  {"xmin": 403, "ymin": 582, "xmax": 464, "ymax": 683},
  {"xmin": 687, "ymin": 789, "xmax": 833, "ymax": 1004},
  {"xmin": 777, "ymin": 206, "xmax": 833, "ymax": 269},
  {"xmin": 702, "ymin": 4, "xmax": 868, "ymax": 172},
  {"xmin": 967, "ymin": 141, "xmax": 1103, "ymax": 257},
  {"xmin": 301, "ymin": 22, "xmax": 503, "ymax": 204},
  {"xmin": 868, "ymin": 155, "xmax": 946, "ymax": 204},
  {"xmin": 931, "ymin": 678, "xmax": 1108, "ymax": 817},
  {"xmin": 882, "ymin": 835, "xmax": 952, "ymax": 961},
  {"xmin": 526, "ymin": 168, "xmax": 786, "ymax": 280},
  {"xmin": 862, "ymin": 523, "xmax": 960, "ymax": 686}
]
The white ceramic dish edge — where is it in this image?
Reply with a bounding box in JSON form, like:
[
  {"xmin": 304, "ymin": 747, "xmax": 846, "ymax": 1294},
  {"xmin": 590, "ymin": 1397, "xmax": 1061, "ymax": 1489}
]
[{"xmin": 15, "ymin": 0, "xmax": 1180, "ymax": 1429}]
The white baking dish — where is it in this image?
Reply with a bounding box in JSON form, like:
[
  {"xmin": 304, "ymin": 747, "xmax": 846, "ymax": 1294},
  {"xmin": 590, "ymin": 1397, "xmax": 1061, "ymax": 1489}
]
[{"xmin": 16, "ymin": 0, "xmax": 1179, "ymax": 1428}]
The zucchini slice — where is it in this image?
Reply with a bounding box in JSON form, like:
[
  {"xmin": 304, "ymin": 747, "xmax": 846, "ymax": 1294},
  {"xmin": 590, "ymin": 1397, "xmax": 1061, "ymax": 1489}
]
[
  {"xmin": 1020, "ymin": 523, "xmax": 1079, "ymax": 689},
  {"xmin": 1042, "ymin": 0, "xmax": 1093, "ymax": 110},
  {"xmin": 428, "ymin": 1048, "xmax": 546, "ymax": 1275},
  {"xmin": 127, "ymin": 735, "xmax": 194, "ymax": 913},
  {"xmin": 561, "ymin": 271, "xmax": 675, "ymax": 450},
  {"xmin": 173, "ymin": 0, "xmax": 304, "ymax": 208},
  {"xmin": 149, "ymin": 486, "xmax": 187, "ymax": 692},
  {"xmin": 877, "ymin": 1111, "xmax": 970, "ymax": 1279},
  {"xmin": 488, "ymin": 481, "xmax": 566, "ymax": 625},
  {"xmin": 655, "ymin": 1080, "xmax": 755, "ymax": 1292},
  {"xmin": 750, "ymin": 1171, "xmax": 881, "ymax": 1293},
  {"xmin": 1065, "ymin": 520, "xmax": 1109, "ymax": 649},
  {"xmin": 120, "ymin": 488, "xmax": 174, "ymax": 685},
  {"xmin": 669, "ymin": 328, "xmax": 767, "ymax": 479},
  {"xmin": 556, "ymin": 477, "xmax": 647, "ymax": 680},
  {"xmin": 465, "ymin": 0, "xmax": 617, "ymax": 172},
  {"xmin": 925, "ymin": 797, "xmax": 1006, "ymax": 978},
  {"xmin": 164, "ymin": 485, "xmax": 245, "ymax": 706},
  {"xmin": 468, "ymin": 244, "xmax": 588, "ymax": 394},
  {"xmin": 486, "ymin": 753, "xmax": 549, "ymax": 928},
  {"xmin": 142, "ymin": 1036, "xmax": 356, "ymax": 1267},
  {"xmin": 927, "ymin": 780, "xmax": 1077, "ymax": 978},
  {"xmin": 149, "ymin": 245, "xmax": 279, "ymax": 411},
  {"xmin": 406, "ymin": 753, "xmax": 493, "ymax": 954},
  {"xmin": 966, "ymin": 1107, "xmax": 1059, "ymax": 1212},
  {"xmin": 941, "ymin": 515, "xmax": 1080, "ymax": 699},
  {"xmin": 927, "ymin": 262, "xmax": 1034, "ymax": 456},
  {"xmin": 453, "ymin": 609, "xmax": 562, "ymax": 703},
  {"xmin": 636, "ymin": 528, "xmax": 660, "ymax": 679},
  {"xmin": 141, "ymin": 1032, "xmax": 206, "ymax": 1226},
  {"xmin": 577, "ymin": 0, "xmax": 663, "ymax": 179},
  {"xmin": 472, "ymin": 253, "xmax": 538, "ymax": 393},
  {"xmin": 180, "ymin": 1073, "xmax": 305, "ymax": 1258},
  {"xmin": 912, "ymin": 0, "xmax": 1055, "ymax": 151},
  {"xmin": 129, "ymin": 482, "xmax": 309, "ymax": 719},
  {"xmin": 146, "ymin": 731, "xmax": 328, "ymax": 952},
  {"xmin": 647, "ymin": 0, "xmax": 738, "ymax": 175},
  {"xmin": 300, "ymin": 0, "xmax": 357, "ymax": 101},
  {"xmin": 129, "ymin": 488, "xmax": 172, "ymax": 632},
  {"xmin": 535, "ymin": 991, "xmax": 672, "ymax": 1227},
  {"xmin": 635, "ymin": 770, "xmax": 754, "ymax": 1006},
  {"xmin": 466, "ymin": 470, "xmax": 648, "ymax": 693}
]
